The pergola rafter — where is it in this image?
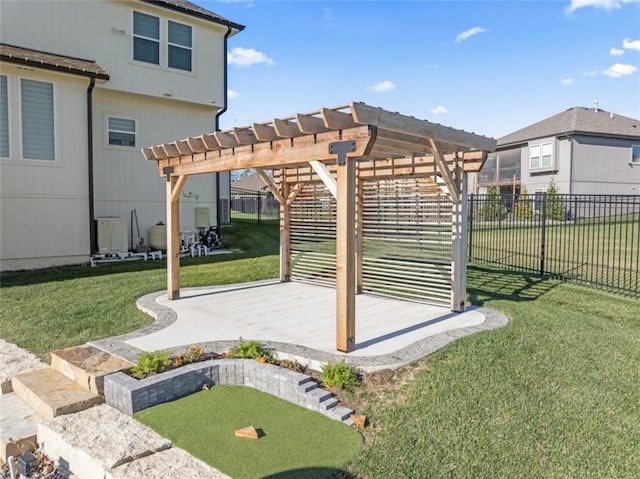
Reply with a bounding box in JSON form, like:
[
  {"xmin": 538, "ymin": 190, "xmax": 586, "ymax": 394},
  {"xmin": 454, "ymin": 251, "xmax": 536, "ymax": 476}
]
[{"xmin": 143, "ymin": 101, "xmax": 496, "ymax": 353}]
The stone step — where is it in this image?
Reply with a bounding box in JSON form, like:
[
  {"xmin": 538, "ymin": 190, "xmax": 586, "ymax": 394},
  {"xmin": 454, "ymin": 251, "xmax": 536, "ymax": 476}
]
[
  {"xmin": 38, "ymin": 404, "xmax": 171, "ymax": 479},
  {"xmin": 50, "ymin": 345, "xmax": 132, "ymax": 395},
  {"xmin": 317, "ymin": 396, "xmax": 339, "ymax": 411},
  {"xmin": 0, "ymin": 393, "xmax": 40, "ymax": 462},
  {"xmin": 0, "ymin": 338, "xmax": 48, "ymax": 396},
  {"xmin": 11, "ymin": 369, "xmax": 104, "ymax": 421}
]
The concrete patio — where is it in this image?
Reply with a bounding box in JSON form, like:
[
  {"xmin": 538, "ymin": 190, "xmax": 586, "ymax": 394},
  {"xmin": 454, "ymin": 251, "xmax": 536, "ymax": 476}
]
[{"xmin": 91, "ymin": 280, "xmax": 508, "ymax": 371}]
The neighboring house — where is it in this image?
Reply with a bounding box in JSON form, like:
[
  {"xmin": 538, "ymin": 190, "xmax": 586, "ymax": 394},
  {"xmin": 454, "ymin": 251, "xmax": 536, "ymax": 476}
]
[
  {"xmin": 0, "ymin": 0, "xmax": 244, "ymax": 270},
  {"xmin": 478, "ymin": 106, "xmax": 640, "ymax": 197},
  {"xmin": 231, "ymin": 174, "xmax": 271, "ymax": 193}
]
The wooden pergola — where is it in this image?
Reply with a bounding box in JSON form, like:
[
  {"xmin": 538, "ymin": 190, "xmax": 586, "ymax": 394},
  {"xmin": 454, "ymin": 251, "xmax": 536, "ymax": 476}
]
[{"xmin": 142, "ymin": 102, "xmax": 496, "ymax": 352}]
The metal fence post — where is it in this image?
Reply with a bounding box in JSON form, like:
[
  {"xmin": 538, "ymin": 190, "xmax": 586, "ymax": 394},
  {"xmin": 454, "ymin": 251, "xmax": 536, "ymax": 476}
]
[
  {"xmin": 468, "ymin": 193, "xmax": 474, "ymax": 260},
  {"xmin": 539, "ymin": 192, "xmax": 547, "ymax": 279},
  {"xmin": 257, "ymin": 191, "xmax": 262, "ymax": 224}
]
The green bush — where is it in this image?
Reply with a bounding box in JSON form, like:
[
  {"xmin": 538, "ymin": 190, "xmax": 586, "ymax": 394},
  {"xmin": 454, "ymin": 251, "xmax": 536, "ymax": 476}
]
[
  {"xmin": 228, "ymin": 338, "xmax": 274, "ymax": 362},
  {"xmin": 131, "ymin": 350, "xmax": 173, "ymax": 378},
  {"xmin": 545, "ymin": 178, "xmax": 567, "ymax": 221},
  {"xmin": 514, "ymin": 187, "xmax": 534, "ymax": 219},
  {"xmin": 480, "ymin": 185, "xmax": 508, "ymax": 221},
  {"xmin": 321, "ymin": 360, "xmax": 360, "ymax": 389}
]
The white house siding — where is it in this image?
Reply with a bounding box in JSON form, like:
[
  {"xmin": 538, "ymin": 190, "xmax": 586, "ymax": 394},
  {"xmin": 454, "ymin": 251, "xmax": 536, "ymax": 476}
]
[
  {"xmin": 1, "ymin": 1, "xmax": 226, "ymax": 108},
  {"xmin": 92, "ymin": 89, "xmax": 220, "ymax": 241},
  {"xmin": 1, "ymin": 0, "xmax": 235, "ymax": 270},
  {"xmin": 570, "ymin": 136, "xmax": 640, "ymax": 195},
  {"xmin": 0, "ymin": 66, "xmax": 91, "ymax": 270}
]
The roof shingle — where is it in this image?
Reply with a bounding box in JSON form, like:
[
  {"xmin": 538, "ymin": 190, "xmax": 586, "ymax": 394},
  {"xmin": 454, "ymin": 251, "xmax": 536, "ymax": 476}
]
[
  {"xmin": 498, "ymin": 106, "xmax": 640, "ymax": 147},
  {"xmin": 143, "ymin": 0, "xmax": 245, "ymax": 31},
  {"xmin": 0, "ymin": 43, "xmax": 110, "ymax": 80}
]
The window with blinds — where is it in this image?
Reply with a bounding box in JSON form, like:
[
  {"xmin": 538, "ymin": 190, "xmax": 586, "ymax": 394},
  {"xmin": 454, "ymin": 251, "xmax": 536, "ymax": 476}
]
[
  {"xmin": 133, "ymin": 11, "xmax": 160, "ymax": 65},
  {"xmin": 107, "ymin": 117, "xmax": 136, "ymax": 147},
  {"xmin": 168, "ymin": 21, "xmax": 192, "ymax": 71},
  {"xmin": 0, "ymin": 75, "xmax": 8, "ymax": 157},
  {"xmin": 21, "ymin": 79, "xmax": 54, "ymax": 161}
]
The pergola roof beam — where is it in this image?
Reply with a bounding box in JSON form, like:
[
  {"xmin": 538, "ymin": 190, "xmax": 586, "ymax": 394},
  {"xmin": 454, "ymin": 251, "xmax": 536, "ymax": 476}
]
[
  {"xmin": 321, "ymin": 107, "xmax": 357, "ymax": 130},
  {"xmin": 350, "ymin": 102, "xmax": 496, "ymax": 152},
  {"xmin": 186, "ymin": 137, "xmax": 207, "ymax": 153},
  {"xmin": 233, "ymin": 127, "xmax": 258, "ymax": 145},
  {"xmin": 252, "ymin": 123, "xmax": 279, "ymax": 141},
  {"xmin": 273, "ymin": 118, "xmax": 304, "ymax": 138},
  {"xmin": 296, "ymin": 113, "xmax": 330, "ymax": 134}
]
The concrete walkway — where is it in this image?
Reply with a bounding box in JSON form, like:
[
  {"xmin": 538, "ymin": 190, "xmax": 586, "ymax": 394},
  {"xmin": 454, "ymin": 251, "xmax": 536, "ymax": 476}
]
[{"xmin": 92, "ymin": 280, "xmax": 508, "ymax": 371}]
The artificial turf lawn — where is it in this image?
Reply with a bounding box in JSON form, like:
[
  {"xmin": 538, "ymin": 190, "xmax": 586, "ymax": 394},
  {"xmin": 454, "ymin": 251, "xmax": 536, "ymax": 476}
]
[{"xmin": 134, "ymin": 386, "xmax": 363, "ymax": 479}]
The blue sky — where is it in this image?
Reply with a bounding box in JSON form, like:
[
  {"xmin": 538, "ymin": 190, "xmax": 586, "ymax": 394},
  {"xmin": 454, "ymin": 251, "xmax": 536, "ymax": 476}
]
[{"xmin": 198, "ymin": 0, "xmax": 640, "ymax": 139}]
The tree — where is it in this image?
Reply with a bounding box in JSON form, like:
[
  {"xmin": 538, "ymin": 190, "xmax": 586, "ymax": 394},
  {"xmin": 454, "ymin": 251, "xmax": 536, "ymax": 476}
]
[
  {"xmin": 544, "ymin": 178, "xmax": 566, "ymax": 221},
  {"xmin": 479, "ymin": 185, "xmax": 508, "ymax": 221},
  {"xmin": 514, "ymin": 186, "xmax": 534, "ymax": 219}
]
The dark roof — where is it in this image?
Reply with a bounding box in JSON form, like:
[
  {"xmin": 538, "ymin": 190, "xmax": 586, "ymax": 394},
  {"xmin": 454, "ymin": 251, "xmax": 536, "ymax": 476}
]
[
  {"xmin": 498, "ymin": 107, "xmax": 640, "ymax": 147},
  {"xmin": 0, "ymin": 43, "xmax": 110, "ymax": 80},
  {"xmin": 232, "ymin": 175, "xmax": 270, "ymax": 192},
  {"xmin": 143, "ymin": 0, "xmax": 245, "ymax": 32}
]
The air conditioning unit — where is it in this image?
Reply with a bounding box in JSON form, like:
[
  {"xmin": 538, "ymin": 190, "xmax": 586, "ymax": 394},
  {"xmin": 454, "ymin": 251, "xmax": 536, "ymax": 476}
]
[{"xmin": 96, "ymin": 217, "xmax": 128, "ymax": 254}]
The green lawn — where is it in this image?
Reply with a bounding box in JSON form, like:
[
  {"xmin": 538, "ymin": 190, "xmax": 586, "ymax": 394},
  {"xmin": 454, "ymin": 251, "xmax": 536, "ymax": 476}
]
[
  {"xmin": 1, "ymin": 223, "xmax": 639, "ymax": 477},
  {"xmin": 0, "ymin": 223, "xmax": 279, "ymax": 361},
  {"xmin": 349, "ymin": 266, "xmax": 640, "ymax": 479},
  {"xmin": 135, "ymin": 386, "xmax": 363, "ymax": 479}
]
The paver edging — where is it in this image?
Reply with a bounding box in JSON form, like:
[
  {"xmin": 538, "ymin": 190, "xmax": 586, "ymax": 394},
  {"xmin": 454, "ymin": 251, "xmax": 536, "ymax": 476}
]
[{"xmin": 104, "ymin": 358, "xmax": 353, "ymax": 424}]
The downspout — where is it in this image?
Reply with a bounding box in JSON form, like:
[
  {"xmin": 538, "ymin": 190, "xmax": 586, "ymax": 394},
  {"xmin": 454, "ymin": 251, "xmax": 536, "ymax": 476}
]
[
  {"xmin": 214, "ymin": 25, "xmax": 233, "ymax": 229},
  {"xmin": 87, "ymin": 77, "xmax": 96, "ymax": 254}
]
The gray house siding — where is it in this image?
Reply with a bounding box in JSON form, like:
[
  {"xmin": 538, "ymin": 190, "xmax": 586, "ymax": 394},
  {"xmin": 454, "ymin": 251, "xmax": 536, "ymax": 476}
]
[
  {"xmin": 570, "ymin": 136, "xmax": 640, "ymax": 195},
  {"xmin": 520, "ymin": 137, "xmax": 571, "ymax": 194}
]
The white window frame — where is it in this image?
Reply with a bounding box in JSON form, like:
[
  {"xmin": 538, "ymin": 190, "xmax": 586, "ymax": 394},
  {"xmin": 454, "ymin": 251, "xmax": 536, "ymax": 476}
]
[
  {"xmin": 105, "ymin": 115, "xmax": 137, "ymax": 150},
  {"xmin": 132, "ymin": 11, "xmax": 194, "ymax": 73},
  {"xmin": 529, "ymin": 141, "xmax": 554, "ymax": 170},
  {"xmin": 167, "ymin": 20, "xmax": 192, "ymax": 72},
  {"xmin": 133, "ymin": 11, "xmax": 161, "ymax": 66},
  {"xmin": 20, "ymin": 78, "xmax": 56, "ymax": 162},
  {"xmin": 631, "ymin": 144, "xmax": 640, "ymax": 165}
]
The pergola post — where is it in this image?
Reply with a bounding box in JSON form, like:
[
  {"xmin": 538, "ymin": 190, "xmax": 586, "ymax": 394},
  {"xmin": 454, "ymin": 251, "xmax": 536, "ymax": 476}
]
[
  {"xmin": 451, "ymin": 168, "xmax": 467, "ymax": 312},
  {"xmin": 336, "ymin": 156, "xmax": 357, "ymax": 352},
  {"xmin": 280, "ymin": 179, "xmax": 291, "ymax": 281},
  {"xmin": 166, "ymin": 172, "xmax": 187, "ymax": 300},
  {"xmin": 356, "ymin": 178, "xmax": 364, "ymax": 294}
]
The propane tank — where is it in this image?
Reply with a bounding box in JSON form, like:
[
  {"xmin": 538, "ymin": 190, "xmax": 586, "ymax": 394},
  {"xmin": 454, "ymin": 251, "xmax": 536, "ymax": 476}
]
[{"xmin": 148, "ymin": 222, "xmax": 167, "ymax": 251}]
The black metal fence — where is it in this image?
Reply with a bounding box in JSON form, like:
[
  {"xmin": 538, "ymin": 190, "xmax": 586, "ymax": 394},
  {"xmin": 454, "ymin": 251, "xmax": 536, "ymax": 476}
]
[
  {"xmin": 468, "ymin": 193, "xmax": 640, "ymax": 297},
  {"xmin": 230, "ymin": 187, "xmax": 279, "ymax": 224}
]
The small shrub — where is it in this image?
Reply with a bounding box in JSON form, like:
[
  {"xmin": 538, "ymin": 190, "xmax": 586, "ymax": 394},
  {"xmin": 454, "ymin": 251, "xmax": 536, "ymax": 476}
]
[
  {"xmin": 228, "ymin": 339, "xmax": 275, "ymax": 362},
  {"xmin": 322, "ymin": 360, "xmax": 361, "ymax": 389},
  {"xmin": 184, "ymin": 345, "xmax": 205, "ymax": 364},
  {"xmin": 514, "ymin": 187, "xmax": 534, "ymax": 219},
  {"xmin": 131, "ymin": 350, "xmax": 173, "ymax": 378}
]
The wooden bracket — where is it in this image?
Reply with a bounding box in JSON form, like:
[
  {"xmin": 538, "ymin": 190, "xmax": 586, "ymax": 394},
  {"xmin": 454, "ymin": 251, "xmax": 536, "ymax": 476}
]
[
  {"xmin": 255, "ymin": 169, "xmax": 284, "ymax": 204},
  {"xmin": 309, "ymin": 160, "xmax": 337, "ymax": 199},
  {"xmin": 429, "ymin": 139, "xmax": 460, "ymax": 204}
]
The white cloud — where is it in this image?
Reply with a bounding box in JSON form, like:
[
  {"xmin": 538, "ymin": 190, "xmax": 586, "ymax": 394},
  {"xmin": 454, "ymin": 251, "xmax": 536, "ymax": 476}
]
[
  {"xmin": 369, "ymin": 80, "xmax": 395, "ymax": 92},
  {"xmin": 583, "ymin": 70, "xmax": 599, "ymax": 76},
  {"xmin": 228, "ymin": 47, "xmax": 275, "ymax": 67},
  {"xmin": 227, "ymin": 89, "xmax": 239, "ymax": 99},
  {"xmin": 561, "ymin": 77, "xmax": 575, "ymax": 85},
  {"xmin": 610, "ymin": 47, "xmax": 624, "ymax": 56},
  {"xmin": 623, "ymin": 38, "xmax": 640, "ymax": 51},
  {"xmin": 455, "ymin": 27, "xmax": 488, "ymax": 43},
  {"xmin": 431, "ymin": 105, "xmax": 449, "ymax": 115},
  {"xmin": 602, "ymin": 63, "xmax": 638, "ymax": 77},
  {"xmin": 220, "ymin": 0, "xmax": 254, "ymax": 7},
  {"xmin": 566, "ymin": 0, "xmax": 640, "ymax": 13}
]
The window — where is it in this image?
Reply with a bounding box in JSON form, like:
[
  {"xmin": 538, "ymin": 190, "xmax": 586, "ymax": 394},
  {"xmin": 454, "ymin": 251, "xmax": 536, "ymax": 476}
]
[
  {"xmin": 107, "ymin": 117, "xmax": 136, "ymax": 147},
  {"xmin": 168, "ymin": 21, "xmax": 192, "ymax": 71},
  {"xmin": 632, "ymin": 145, "xmax": 640, "ymax": 165},
  {"xmin": 133, "ymin": 11, "xmax": 160, "ymax": 65},
  {"xmin": 530, "ymin": 142, "xmax": 553, "ymax": 170},
  {"xmin": 0, "ymin": 75, "xmax": 8, "ymax": 157},
  {"xmin": 21, "ymin": 79, "xmax": 54, "ymax": 160},
  {"xmin": 133, "ymin": 12, "xmax": 193, "ymax": 72}
]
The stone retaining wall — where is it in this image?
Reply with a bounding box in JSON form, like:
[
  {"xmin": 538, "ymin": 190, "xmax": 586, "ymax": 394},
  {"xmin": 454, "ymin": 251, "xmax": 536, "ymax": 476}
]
[{"xmin": 104, "ymin": 359, "xmax": 354, "ymax": 424}]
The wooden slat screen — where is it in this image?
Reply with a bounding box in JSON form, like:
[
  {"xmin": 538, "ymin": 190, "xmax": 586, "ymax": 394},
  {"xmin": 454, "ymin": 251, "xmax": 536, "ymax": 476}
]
[
  {"xmin": 290, "ymin": 183, "xmax": 336, "ymax": 285},
  {"xmin": 361, "ymin": 178, "xmax": 452, "ymax": 305}
]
